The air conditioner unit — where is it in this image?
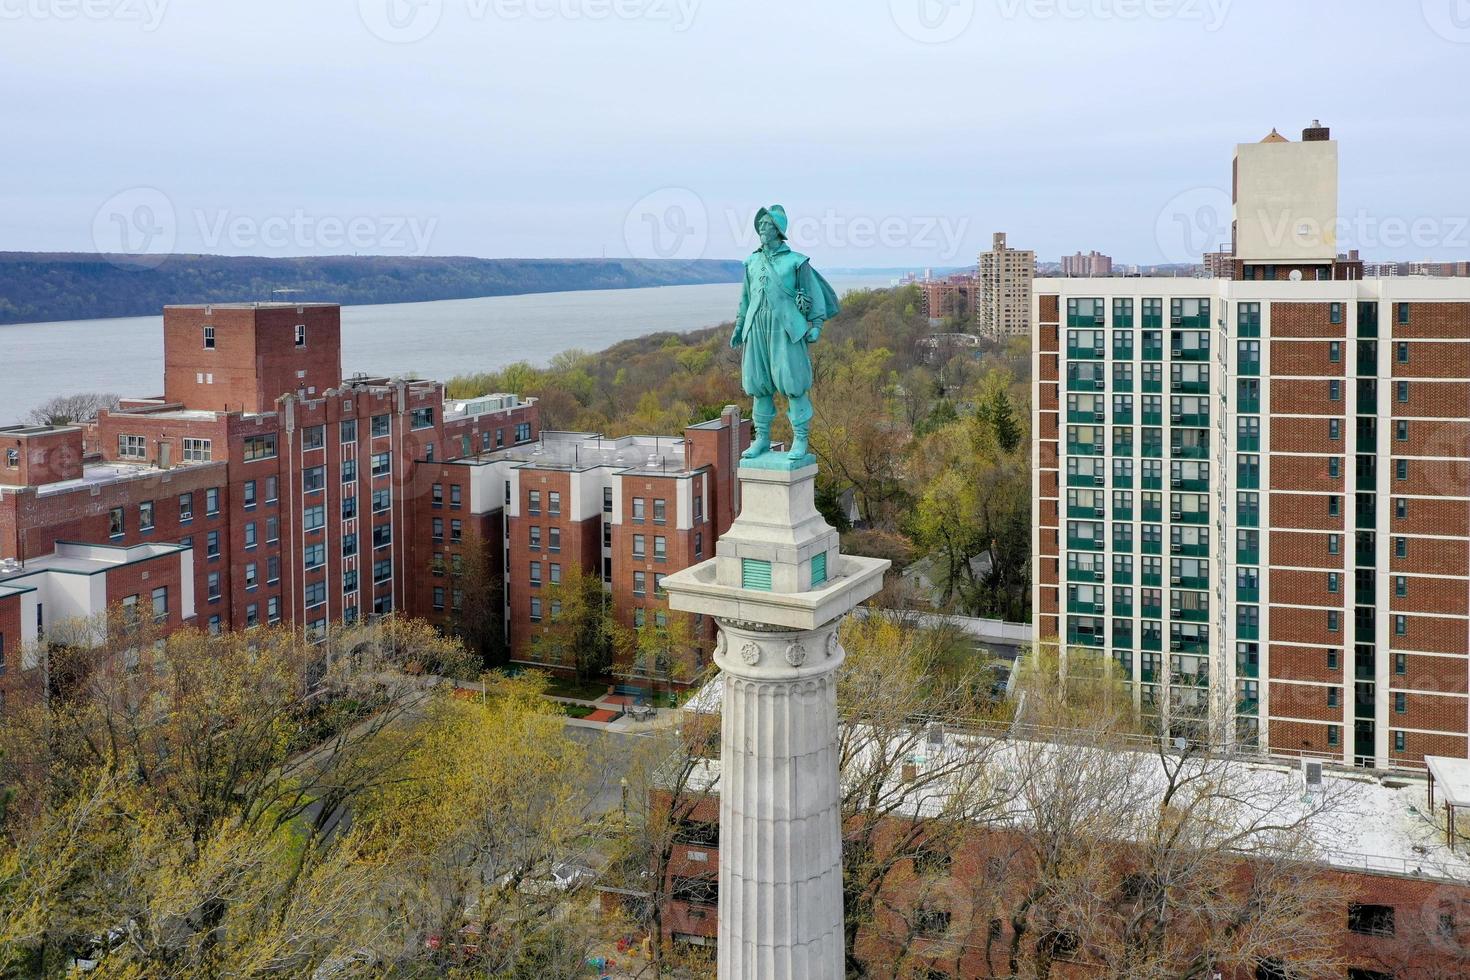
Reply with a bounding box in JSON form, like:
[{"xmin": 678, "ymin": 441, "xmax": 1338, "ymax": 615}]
[
  {"xmin": 1171, "ymin": 315, "xmax": 1183, "ymax": 326},
  {"xmin": 1171, "ymin": 414, "xmax": 1183, "ymax": 423},
  {"xmin": 1094, "ymin": 507, "xmax": 1105, "ymax": 518},
  {"xmin": 1171, "ymin": 511, "xmax": 1183, "ymax": 521},
  {"xmin": 1094, "ymin": 476, "xmax": 1106, "ymax": 487},
  {"xmin": 1170, "ymin": 381, "xmax": 1181, "ymax": 391},
  {"xmin": 1095, "ymin": 379, "xmax": 1107, "ymax": 391},
  {"xmin": 1094, "ymin": 412, "xmax": 1105, "ymax": 423},
  {"xmin": 1094, "ymin": 315, "xmax": 1105, "ymax": 327},
  {"xmin": 1170, "ymin": 544, "xmax": 1182, "ymax": 554},
  {"xmin": 1170, "ymin": 576, "xmax": 1182, "ymax": 585},
  {"xmin": 1170, "ymin": 478, "xmax": 1182, "ymax": 488}
]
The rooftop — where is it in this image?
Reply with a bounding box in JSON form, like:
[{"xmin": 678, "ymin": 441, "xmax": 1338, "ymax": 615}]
[
  {"xmin": 0, "ymin": 540, "xmax": 189, "ymax": 582},
  {"xmin": 23, "ymin": 459, "xmax": 220, "ymax": 497},
  {"xmin": 469, "ymin": 429, "xmax": 698, "ymax": 475},
  {"xmin": 0, "ymin": 424, "xmax": 81, "ymax": 437},
  {"xmin": 164, "ymin": 302, "xmax": 340, "ymax": 311}
]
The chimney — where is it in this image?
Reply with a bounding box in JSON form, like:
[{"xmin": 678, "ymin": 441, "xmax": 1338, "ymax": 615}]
[{"xmin": 1303, "ymin": 119, "xmax": 1330, "ymax": 142}]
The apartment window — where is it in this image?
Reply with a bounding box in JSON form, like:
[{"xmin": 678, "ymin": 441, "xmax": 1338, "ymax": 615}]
[
  {"xmin": 242, "ymin": 435, "xmax": 277, "ymax": 461},
  {"xmin": 450, "ymin": 519, "xmax": 462, "ymax": 543},
  {"xmin": 342, "ymin": 459, "xmax": 357, "ymax": 482},
  {"xmin": 515, "ymin": 422, "xmax": 531, "ymax": 442},
  {"xmin": 1396, "ymin": 459, "xmax": 1408, "ymax": 481},
  {"xmin": 202, "ymin": 324, "xmax": 215, "ymax": 349},
  {"xmin": 694, "ymin": 490, "xmax": 704, "ymax": 522},
  {"xmin": 529, "ymin": 490, "xmax": 541, "ymax": 516},
  {"xmin": 604, "ymin": 486, "xmax": 613, "ymax": 514},
  {"xmin": 267, "ymin": 555, "xmax": 280, "ymax": 584},
  {"xmin": 371, "ymin": 452, "xmax": 391, "ymax": 476},
  {"xmin": 1395, "ymin": 498, "xmax": 1407, "ymax": 519},
  {"xmin": 1330, "ymin": 302, "xmax": 1343, "ymax": 325},
  {"xmin": 528, "ymin": 525, "xmax": 540, "ymax": 549},
  {"xmin": 339, "ymin": 569, "xmax": 353, "ymax": 591},
  {"xmin": 653, "ymin": 498, "xmax": 667, "ymax": 524},
  {"xmin": 206, "ymin": 487, "xmax": 219, "ymax": 514},
  {"xmin": 632, "ymin": 497, "xmax": 646, "ymax": 522},
  {"xmin": 410, "ymin": 407, "xmax": 434, "ymax": 430},
  {"xmin": 549, "ymin": 562, "xmax": 561, "ymax": 585},
  {"xmin": 1395, "ymin": 420, "xmax": 1409, "ymax": 443},
  {"xmin": 1395, "ymin": 615, "xmax": 1407, "ymax": 636},
  {"xmin": 1395, "ymin": 536, "xmax": 1407, "ymax": 558},
  {"xmin": 183, "ymin": 438, "xmax": 212, "ymax": 461},
  {"xmin": 529, "ymin": 561, "xmax": 542, "ymax": 587},
  {"xmin": 602, "ymin": 523, "xmax": 612, "ymax": 548},
  {"xmin": 548, "ymin": 491, "xmax": 561, "ymax": 516},
  {"xmin": 432, "ymin": 483, "xmax": 444, "ymax": 507},
  {"xmin": 244, "ymin": 562, "xmax": 258, "ymax": 589},
  {"xmin": 178, "ymin": 492, "xmax": 193, "ymax": 521},
  {"xmin": 1327, "ymin": 649, "xmax": 1339, "ymax": 670},
  {"xmin": 1397, "ymin": 302, "xmax": 1411, "ymax": 325},
  {"xmin": 304, "ymin": 505, "xmax": 325, "ymax": 531},
  {"xmin": 432, "ymin": 517, "xmax": 445, "ymax": 542},
  {"xmin": 305, "ymin": 543, "xmax": 325, "ymax": 569},
  {"xmin": 548, "ymin": 526, "xmax": 560, "ymax": 552},
  {"xmin": 266, "ymin": 516, "xmax": 279, "ymax": 543},
  {"xmin": 1327, "ymin": 534, "xmax": 1340, "ymax": 556},
  {"xmin": 297, "ymin": 425, "xmax": 324, "ymax": 452},
  {"xmin": 340, "ymin": 418, "xmax": 357, "ymax": 443},
  {"xmin": 1396, "ymin": 380, "xmax": 1410, "ymax": 403},
  {"xmin": 3, "ymin": 448, "xmax": 13, "ymax": 468},
  {"xmin": 118, "ymin": 434, "xmax": 146, "ymax": 459},
  {"xmin": 695, "ymin": 530, "xmax": 703, "ymax": 557},
  {"xmin": 244, "ymin": 521, "xmax": 256, "ymax": 548},
  {"xmin": 265, "ymin": 476, "xmax": 278, "ymax": 502},
  {"xmin": 1395, "ymin": 730, "xmax": 1407, "ymax": 752},
  {"xmin": 450, "ymin": 484, "xmax": 462, "ymax": 508},
  {"xmin": 1328, "ymin": 341, "xmax": 1342, "ymax": 363},
  {"xmin": 654, "ymin": 536, "xmax": 667, "ymax": 562},
  {"xmin": 1394, "ymin": 575, "xmax": 1407, "ymax": 597},
  {"xmin": 372, "ymin": 487, "xmax": 391, "ymax": 512},
  {"xmin": 530, "ymin": 597, "xmax": 542, "ymax": 622},
  {"xmin": 450, "ymin": 553, "xmax": 463, "ymax": 575},
  {"xmin": 371, "ymin": 414, "xmax": 391, "ymax": 437},
  {"xmin": 372, "ymin": 524, "xmax": 391, "ymax": 548},
  {"xmin": 373, "ymin": 559, "xmax": 392, "ymax": 584},
  {"xmin": 206, "ymin": 530, "xmax": 220, "ymax": 558},
  {"xmin": 342, "ymin": 533, "xmax": 357, "ymax": 557},
  {"xmin": 1328, "ymin": 457, "xmax": 1341, "ymax": 479},
  {"xmin": 496, "ymin": 427, "xmax": 505, "ymax": 448},
  {"xmin": 264, "ymin": 595, "xmax": 279, "ymax": 624},
  {"xmin": 1328, "ymin": 419, "xmax": 1341, "ymax": 441},
  {"xmin": 207, "ymin": 572, "xmax": 221, "ymax": 601},
  {"xmin": 633, "ymin": 534, "xmax": 646, "ymax": 560},
  {"xmin": 655, "ymin": 573, "xmax": 666, "ymax": 595},
  {"xmin": 373, "ymin": 595, "xmax": 393, "ymax": 615},
  {"xmin": 295, "ymin": 323, "xmax": 306, "ymax": 347},
  {"xmin": 1395, "ymin": 653, "xmax": 1407, "ymax": 675},
  {"xmin": 1327, "ymin": 687, "xmax": 1340, "ymax": 708},
  {"xmin": 245, "ymin": 603, "xmax": 259, "ymax": 629},
  {"xmin": 1396, "ymin": 341, "xmax": 1409, "ymax": 363},
  {"xmin": 1327, "ymin": 572, "xmax": 1339, "ymax": 593},
  {"xmin": 433, "ymin": 586, "xmax": 445, "ymax": 610},
  {"xmin": 1327, "ymin": 496, "xmax": 1340, "ymax": 517},
  {"xmin": 303, "ymin": 466, "xmax": 326, "ymax": 493},
  {"xmin": 1328, "ymin": 379, "xmax": 1341, "ymax": 401},
  {"xmin": 135, "ymin": 499, "xmax": 153, "ymax": 531},
  {"xmin": 1327, "ymin": 725, "xmax": 1340, "ymax": 747},
  {"xmin": 206, "ymin": 615, "xmax": 221, "ymax": 635},
  {"xmin": 1327, "ymin": 611, "xmax": 1340, "ymax": 632},
  {"xmin": 238, "ymin": 480, "xmax": 256, "ymax": 510},
  {"xmin": 634, "ymin": 571, "xmax": 647, "ymax": 596},
  {"xmin": 633, "ymin": 607, "xmax": 645, "ymax": 628}
]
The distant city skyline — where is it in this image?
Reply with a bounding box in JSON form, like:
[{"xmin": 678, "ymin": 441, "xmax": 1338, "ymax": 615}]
[{"xmin": 3, "ymin": 2, "xmax": 1468, "ymax": 266}]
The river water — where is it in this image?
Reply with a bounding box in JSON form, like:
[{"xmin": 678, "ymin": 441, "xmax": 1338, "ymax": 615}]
[{"xmin": 0, "ymin": 275, "xmax": 893, "ymax": 424}]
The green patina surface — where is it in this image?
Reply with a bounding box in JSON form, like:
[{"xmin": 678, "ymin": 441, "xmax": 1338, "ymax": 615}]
[{"xmin": 730, "ymin": 204, "xmax": 841, "ymax": 469}]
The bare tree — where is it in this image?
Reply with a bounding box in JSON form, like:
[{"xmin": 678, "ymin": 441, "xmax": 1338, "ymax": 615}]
[{"xmin": 25, "ymin": 392, "xmax": 120, "ymax": 426}]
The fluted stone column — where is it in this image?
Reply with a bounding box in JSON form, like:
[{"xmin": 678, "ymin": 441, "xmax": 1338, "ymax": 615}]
[{"xmin": 662, "ymin": 462, "xmax": 888, "ymax": 980}]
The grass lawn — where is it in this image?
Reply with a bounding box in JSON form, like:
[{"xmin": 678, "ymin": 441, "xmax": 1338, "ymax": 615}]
[
  {"xmin": 543, "ymin": 676, "xmax": 611, "ymax": 702},
  {"xmin": 561, "ymin": 703, "xmax": 597, "ymax": 719}
]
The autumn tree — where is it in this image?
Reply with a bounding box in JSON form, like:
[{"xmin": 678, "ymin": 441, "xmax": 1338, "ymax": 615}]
[{"xmin": 536, "ymin": 562, "xmax": 615, "ymax": 682}]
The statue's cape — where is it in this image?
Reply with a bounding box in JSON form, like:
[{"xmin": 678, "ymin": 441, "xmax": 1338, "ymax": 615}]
[{"xmin": 738, "ymin": 246, "xmax": 842, "ymax": 344}]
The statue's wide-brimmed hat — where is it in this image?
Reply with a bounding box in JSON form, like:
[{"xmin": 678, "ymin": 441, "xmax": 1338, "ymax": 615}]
[{"xmin": 754, "ymin": 204, "xmax": 788, "ymax": 239}]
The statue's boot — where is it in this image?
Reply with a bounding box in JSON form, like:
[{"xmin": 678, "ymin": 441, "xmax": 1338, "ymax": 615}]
[
  {"xmin": 742, "ymin": 397, "xmax": 775, "ymax": 458},
  {"xmin": 787, "ymin": 394, "xmax": 813, "ymax": 460}
]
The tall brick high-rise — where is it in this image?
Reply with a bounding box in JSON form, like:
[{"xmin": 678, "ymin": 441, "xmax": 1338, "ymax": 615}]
[{"xmin": 1032, "ymin": 124, "xmax": 1470, "ymax": 770}]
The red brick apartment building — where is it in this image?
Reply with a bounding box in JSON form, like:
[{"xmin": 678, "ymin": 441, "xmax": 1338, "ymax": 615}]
[
  {"xmin": 654, "ymin": 742, "xmax": 1470, "ymax": 979},
  {"xmin": 0, "ymin": 300, "xmax": 747, "ymax": 707},
  {"xmin": 1031, "ymin": 124, "xmax": 1470, "ymax": 770}
]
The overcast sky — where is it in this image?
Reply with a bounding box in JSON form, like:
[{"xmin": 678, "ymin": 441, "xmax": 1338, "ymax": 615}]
[{"xmin": 3, "ymin": 0, "xmax": 1467, "ymax": 267}]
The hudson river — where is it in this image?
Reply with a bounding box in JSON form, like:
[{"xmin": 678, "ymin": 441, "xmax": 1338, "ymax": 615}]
[{"xmin": 0, "ymin": 276, "xmax": 892, "ymax": 425}]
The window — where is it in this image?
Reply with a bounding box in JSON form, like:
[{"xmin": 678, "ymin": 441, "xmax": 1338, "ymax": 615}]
[
  {"xmin": 1328, "ymin": 496, "xmax": 1340, "ymax": 517},
  {"xmin": 1395, "ymin": 653, "xmax": 1407, "ymax": 675},
  {"xmin": 1395, "ymin": 730, "xmax": 1407, "ymax": 752},
  {"xmin": 118, "ymin": 434, "xmax": 146, "ymax": 459},
  {"xmin": 1327, "ymin": 611, "xmax": 1339, "ymax": 632},
  {"xmin": 295, "ymin": 323, "xmax": 306, "ymax": 347},
  {"xmin": 371, "ymin": 452, "xmax": 391, "ymax": 476},
  {"xmin": 305, "ymin": 542, "xmax": 325, "ymax": 569},
  {"xmin": 1328, "ymin": 419, "xmax": 1341, "ymax": 441},
  {"xmin": 1327, "ymin": 572, "xmax": 1339, "ymax": 593},
  {"xmin": 340, "ymin": 569, "xmax": 354, "ymax": 591},
  {"xmin": 1328, "ymin": 379, "xmax": 1341, "ymax": 401},
  {"xmin": 267, "ymin": 596, "xmax": 281, "ymax": 623},
  {"xmin": 433, "ymin": 586, "xmax": 445, "ymax": 610},
  {"xmin": 530, "ymin": 597, "xmax": 542, "ymax": 622},
  {"xmin": 178, "ymin": 492, "xmax": 193, "ymax": 521},
  {"xmin": 548, "ymin": 491, "xmax": 561, "ymax": 516},
  {"xmin": 303, "ymin": 466, "xmax": 326, "ymax": 492},
  {"xmin": 206, "ymin": 487, "xmax": 219, "ymax": 515},
  {"xmin": 604, "ymin": 486, "xmax": 613, "ymax": 513},
  {"xmin": 1395, "ymin": 420, "xmax": 1409, "ymax": 442},
  {"xmin": 1348, "ymin": 904, "xmax": 1395, "ymax": 938},
  {"xmin": 528, "ymin": 525, "xmax": 540, "ymax": 549},
  {"xmin": 1396, "ymin": 341, "xmax": 1409, "ymax": 363},
  {"xmin": 1395, "ymin": 614, "xmax": 1407, "ymax": 636},
  {"xmin": 655, "ymin": 573, "xmax": 666, "ymax": 595},
  {"xmin": 529, "ymin": 561, "xmax": 542, "ymax": 587},
  {"xmin": 183, "ymin": 438, "xmax": 212, "ymax": 461},
  {"xmin": 342, "ymin": 459, "xmax": 357, "ymax": 482},
  {"xmin": 1396, "ymin": 380, "xmax": 1409, "ymax": 403},
  {"xmin": 267, "ymin": 555, "xmax": 280, "ymax": 583},
  {"xmin": 138, "ymin": 500, "xmax": 154, "ymax": 530},
  {"xmin": 548, "ymin": 526, "xmax": 560, "ymax": 552},
  {"xmin": 1328, "ymin": 724, "xmax": 1340, "ymax": 746},
  {"xmin": 371, "ymin": 414, "xmax": 390, "ymax": 437},
  {"xmin": 245, "ymin": 603, "xmax": 259, "ymax": 628},
  {"xmin": 432, "ymin": 483, "xmax": 443, "ymax": 507},
  {"xmin": 151, "ymin": 586, "xmax": 168, "ymax": 623},
  {"xmin": 1395, "ymin": 498, "xmax": 1407, "ymax": 519},
  {"xmin": 632, "ymin": 497, "xmax": 645, "ymax": 522},
  {"xmin": 243, "ymin": 435, "xmax": 276, "ymax": 461},
  {"xmin": 206, "ymin": 530, "xmax": 220, "ymax": 558},
  {"xmin": 373, "ymin": 559, "xmax": 392, "ymax": 584},
  {"xmin": 373, "ymin": 487, "xmax": 391, "ymax": 512},
  {"xmin": 265, "ymin": 476, "xmax": 277, "ymax": 502},
  {"xmin": 694, "ymin": 490, "xmax": 704, "ymax": 521},
  {"xmin": 244, "ymin": 521, "xmax": 256, "ymax": 548},
  {"xmin": 1327, "ymin": 534, "xmax": 1340, "ymax": 556},
  {"xmin": 266, "ymin": 517, "xmax": 279, "ymax": 543},
  {"xmin": 433, "ymin": 517, "xmax": 445, "ymax": 542},
  {"xmin": 515, "ymin": 422, "xmax": 531, "ymax": 442},
  {"xmin": 1328, "ymin": 457, "xmax": 1340, "ymax": 479},
  {"xmin": 450, "ymin": 519, "xmax": 462, "ymax": 543},
  {"xmin": 549, "ymin": 562, "xmax": 561, "ymax": 585},
  {"xmin": 304, "ymin": 505, "xmax": 325, "ymax": 531},
  {"xmin": 528, "ymin": 490, "xmax": 541, "ymax": 516},
  {"xmin": 633, "ymin": 534, "xmax": 646, "ymax": 559},
  {"xmin": 1395, "ymin": 575, "xmax": 1407, "ymax": 597},
  {"xmin": 653, "ymin": 498, "xmax": 667, "ymax": 524},
  {"xmin": 1328, "ymin": 340, "xmax": 1341, "ymax": 362},
  {"xmin": 244, "ymin": 562, "xmax": 257, "ymax": 588},
  {"xmin": 695, "ymin": 531, "xmax": 703, "ymax": 557},
  {"xmin": 207, "ymin": 572, "xmax": 221, "ymax": 601},
  {"xmin": 1395, "ymin": 536, "xmax": 1407, "ymax": 558},
  {"xmin": 342, "ymin": 533, "xmax": 357, "ymax": 557},
  {"xmin": 410, "ymin": 407, "xmax": 434, "ymax": 429},
  {"xmin": 373, "ymin": 524, "xmax": 391, "ymax": 548},
  {"xmin": 633, "ymin": 607, "xmax": 645, "ymax": 627},
  {"xmin": 1327, "ymin": 648, "xmax": 1339, "ymax": 670},
  {"xmin": 634, "ymin": 571, "xmax": 647, "ymax": 596},
  {"xmin": 305, "ymin": 580, "xmax": 326, "ymax": 607},
  {"xmin": 202, "ymin": 324, "xmax": 215, "ymax": 348},
  {"xmin": 654, "ymin": 536, "xmax": 667, "ymax": 562},
  {"xmin": 450, "ymin": 484, "xmax": 461, "ymax": 508},
  {"xmin": 340, "ymin": 418, "xmax": 357, "ymax": 443},
  {"xmin": 241, "ymin": 479, "xmax": 257, "ymax": 508},
  {"xmin": 1396, "ymin": 459, "xmax": 1408, "ymax": 481}
]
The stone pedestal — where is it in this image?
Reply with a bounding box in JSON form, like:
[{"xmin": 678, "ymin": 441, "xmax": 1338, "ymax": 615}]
[{"xmin": 662, "ymin": 461, "xmax": 889, "ymax": 980}]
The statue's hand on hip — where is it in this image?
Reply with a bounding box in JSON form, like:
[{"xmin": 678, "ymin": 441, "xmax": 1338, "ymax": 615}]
[{"xmin": 805, "ymin": 323, "xmax": 823, "ymax": 344}]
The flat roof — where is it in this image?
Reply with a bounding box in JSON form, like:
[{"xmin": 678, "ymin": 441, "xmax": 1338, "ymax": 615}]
[
  {"xmin": 164, "ymin": 302, "xmax": 340, "ymax": 310},
  {"xmin": 459, "ymin": 430, "xmax": 700, "ymax": 475},
  {"xmin": 1426, "ymin": 756, "xmax": 1470, "ymax": 808},
  {"xmin": 0, "ymin": 540, "xmax": 189, "ymax": 583},
  {"xmin": 31, "ymin": 459, "xmax": 221, "ymax": 497},
  {"xmin": 0, "ymin": 424, "xmax": 81, "ymax": 436}
]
